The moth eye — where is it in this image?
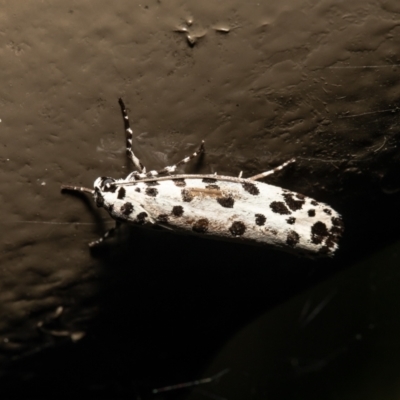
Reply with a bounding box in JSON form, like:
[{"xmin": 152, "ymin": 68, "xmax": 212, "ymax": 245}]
[
  {"xmin": 103, "ymin": 178, "xmax": 115, "ymax": 186},
  {"xmin": 100, "ymin": 177, "xmax": 117, "ymax": 193}
]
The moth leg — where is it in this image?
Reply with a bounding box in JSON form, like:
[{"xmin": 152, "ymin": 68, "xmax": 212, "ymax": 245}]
[
  {"xmin": 146, "ymin": 140, "xmax": 205, "ymax": 178},
  {"xmin": 88, "ymin": 220, "xmax": 122, "ymax": 247},
  {"xmin": 118, "ymin": 98, "xmax": 145, "ymax": 173},
  {"xmin": 248, "ymin": 158, "xmax": 296, "ymax": 181}
]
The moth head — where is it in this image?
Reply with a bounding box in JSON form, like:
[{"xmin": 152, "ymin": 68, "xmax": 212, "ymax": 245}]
[
  {"xmin": 92, "ymin": 177, "xmax": 152, "ymax": 224},
  {"xmin": 93, "ymin": 177, "xmax": 118, "ymax": 208}
]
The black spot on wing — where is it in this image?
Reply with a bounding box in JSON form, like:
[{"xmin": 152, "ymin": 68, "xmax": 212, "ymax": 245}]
[
  {"xmin": 296, "ymin": 193, "xmax": 305, "ymax": 200},
  {"xmin": 330, "ymin": 216, "xmax": 345, "ymax": 236},
  {"xmin": 270, "ymin": 201, "xmax": 291, "ymax": 215},
  {"xmin": 172, "ymin": 205, "xmax": 184, "ymax": 217},
  {"xmin": 286, "ymin": 217, "xmax": 296, "ymax": 224},
  {"xmin": 145, "ymin": 181, "xmax": 159, "ymax": 186},
  {"xmin": 325, "ymin": 216, "xmax": 343, "ymax": 250},
  {"xmin": 135, "ymin": 187, "xmax": 141, "ymax": 193},
  {"xmin": 157, "ymin": 214, "xmax": 169, "ymax": 223},
  {"xmin": 173, "ymin": 178, "xmax": 186, "ymax": 187},
  {"xmin": 217, "ymin": 196, "xmax": 234, "ymax": 208},
  {"xmin": 117, "ymin": 187, "xmax": 126, "ymax": 200},
  {"xmin": 308, "ymin": 209, "xmax": 316, "ymax": 217},
  {"xmin": 145, "ymin": 187, "xmax": 158, "ymax": 197},
  {"xmin": 182, "ymin": 189, "xmax": 193, "ymax": 202},
  {"xmin": 202, "ymin": 177, "xmax": 217, "ymax": 183},
  {"xmin": 192, "ymin": 218, "xmax": 209, "ymax": 233},
  {"xmin": 229, "ymin": 221, "xmax": 246, "ymax": 236},
  {"xmin": 286, "ymin": 230, "xmax": 300, "ymax": 247},
  {"xmin": 323, "ymin": 208, "xmax": 332, "ymax": 215},
  {"xmin": 120, "ymin": 202, "xmax": 134, "ymax": 216},
  {"xmin": 136, "ymin": 212, "xmax": 148, "ymax": 225},
  {"xmin": 311, "ymin": 200, "xmax": 319, "ymax": 206},
  {"xmin": 283, "ymin": 193, "xmax": 305, "ymax": 211},
  {"xmin": 255, "ymin": 214, "xmax": 266, "ymax": 226},
  {"xmin": 311, "ymin": 221, "xmax": 329, "ymax": 244},
  {"xmin": 242, "ymin": 182, "xmax": 259, "ymax": 195}
]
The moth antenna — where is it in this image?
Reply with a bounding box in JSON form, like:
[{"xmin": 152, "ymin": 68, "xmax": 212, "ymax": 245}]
[{"xmin": 61, "ymin": 184, "xmax": 94, "ymax": 195}]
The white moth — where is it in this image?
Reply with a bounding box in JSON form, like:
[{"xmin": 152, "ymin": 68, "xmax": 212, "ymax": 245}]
[{"xmin": 62, "ymin": 99, "xmax": 344, "ymax": 257}]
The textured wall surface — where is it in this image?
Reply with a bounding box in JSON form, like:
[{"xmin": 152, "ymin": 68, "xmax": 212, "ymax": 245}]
[{"xmin": 1, "ymin": 1, "xmax": 400, "ymax": 398}]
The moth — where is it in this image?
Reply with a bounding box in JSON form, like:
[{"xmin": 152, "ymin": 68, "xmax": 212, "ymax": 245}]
[{"xmin": 61, "ymin": 99, "xmax": 344, "ymax": 257}]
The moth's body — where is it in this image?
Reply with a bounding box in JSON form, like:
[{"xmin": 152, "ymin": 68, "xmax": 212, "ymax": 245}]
[
  {"xmin": 62, "ymin": 98, "xmax": 343, "ymax": 257},
  {"xmin": 94, "ymin": 174, "xmax": 343, "ymax": 257}
]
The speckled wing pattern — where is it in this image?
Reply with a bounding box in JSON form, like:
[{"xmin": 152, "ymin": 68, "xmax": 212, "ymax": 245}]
[{"xmin": 94, "ymin": 174, "xmax": 343, "ymax": 257}]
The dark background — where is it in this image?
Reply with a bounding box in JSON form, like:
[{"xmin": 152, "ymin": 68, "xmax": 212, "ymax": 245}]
[{"xmin": 1, "ymin": 1, "xmax": 400, "ymax": 399}]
